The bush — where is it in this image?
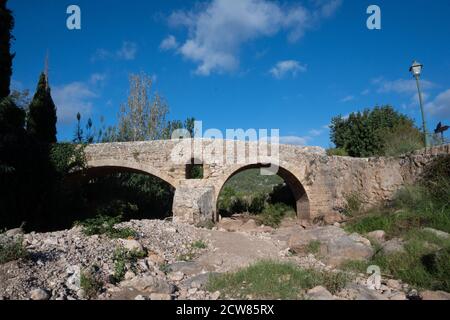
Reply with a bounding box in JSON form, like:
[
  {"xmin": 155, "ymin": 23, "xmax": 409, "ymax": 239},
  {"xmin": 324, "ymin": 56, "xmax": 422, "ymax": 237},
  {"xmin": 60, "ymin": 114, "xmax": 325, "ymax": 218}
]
[
  {"xmin": 75, "ymin": 214, "xmax": 138, "ymax": 239},
  {"xmin": 112, "ymin": 247, "xmax": 147, "ymax": 283},
  {"xmin": 248, "ymin": 193, "xmax": 267, "ymax": 214},
  {"xmin": 255, "ymin": 203, "xmax": 296, "ymax": 228},
  {"xmin": 326, "ymin": 148, "xmax": 348, "ymax": 157},
  {"xmin": 80, "ymin": 268, "xmax": 103, "ymax": 299},
  {"xmin": 382, "ymin": 123, "xmax": 423, "ymax": 156},
  {"xmin": 343, "ymin": 192, "xmax": 363, "ymax": 217},
  {"xmin": 0, "ymin": 236, "xmax": 27, "ymax": 264}
]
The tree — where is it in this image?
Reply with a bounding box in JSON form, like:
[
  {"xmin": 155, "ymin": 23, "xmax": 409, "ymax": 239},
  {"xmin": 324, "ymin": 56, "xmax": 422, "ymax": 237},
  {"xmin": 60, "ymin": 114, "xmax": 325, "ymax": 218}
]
[
  {"xmin": 0, "ymin": 0, "xmax": 14, "ymax": 99},
  {"xmin": 116, "ymin": 72, "xmax": 169, "ymax": 142},
  {"xmin": 330, "ymin": 106, "xmax": 422, "ymax": 157},
  {"xmin": 27, "ymin": 72, "xmax": 57, "ymax": 143}
]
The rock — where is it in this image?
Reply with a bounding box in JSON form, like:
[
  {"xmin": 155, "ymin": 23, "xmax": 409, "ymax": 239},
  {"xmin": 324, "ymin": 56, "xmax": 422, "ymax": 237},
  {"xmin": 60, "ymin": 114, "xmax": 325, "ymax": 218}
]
[
  {"xmin": 407, "ymin": 289, "xmax": 421, "ymax": 300},
  {"xmin": 134, "ymin": 295, "xmax": 147, "ymax": 300},
  {"xmin": 342, "ymin": 284, "xmax": 387, "ymax": 300},
  {"xmin": 366, "ymin": 230, "xmax": 386, "ymax": 243},
  {"xmin": 240, "ymin": 219, "xmax": 258, "ymax": 231},
  {"xmin": 147, "ymin": 253, "xmax": 165, "ymax": 266},
  {"xmin": 420, "ymin": 290, "xmax": 450, "ymax": 300},
  {"xmin": 216, "ymin": 218, "xmax": 244, "ymax": 232},
  {"xmin": 382, "ymin": 238, "xmax": 405, "ymax": 254},
  {"xmin": 120, "ymin": 276, "xmax": 175, "ymax": 294},
  {"xmin": 30, "ymin": 289, "xmax": 50, "ymax": 300},
  {"xmin": 288, "ymin": 226, "xmax": 374, "ymax": 266},
  {"xmin": 388, "ymin": 292, "xmax": 407, "ymax": 300},
  {"xmin": 306, "ymin": 286, "xmax": 333, "ymax": 300},
  {"xmin": 66, "ymin": 265, "xmax": 81, "ymax": 291},
  {"xmin": 168, "ymin": 271, "xmax": 185, "ymax": 282},
  {"xmin": 168, "ymin": 261, "xmax": 204, "ymax": 276},
  {"xmin": 182, "ymin": 273, "xmax": 217, "ymax": 289},
  {"xmin": 423, "ymin": 228, "xmax": 450, "ymax": 239},
  {"xmin": 188, "ymin": 288, "xmax": 198, "ymax": 295},
  {"xmin": 124, "ymin": 271, "xmax": 136, "ymax": 281},
  {"xmin": 5, "ymin": 228, "xmax": 24, "ymax": 237},
  {"xmin": 119, "ymin": 239, "xmax": 143, "ymax": 252},
  {"xmin": 386, "ymin": 279, "xmax": 402, "ymax": 291},
  {"xmin": 210, "ymin": 291, "xmax": 221, "ymax": 300},
  {"xmin": 149, "ymin": 293, "xmax": 172, "ymax": 300},
  {"xmin": 323, "ymin": 212, "xmax": 344, "ymax": 225}
]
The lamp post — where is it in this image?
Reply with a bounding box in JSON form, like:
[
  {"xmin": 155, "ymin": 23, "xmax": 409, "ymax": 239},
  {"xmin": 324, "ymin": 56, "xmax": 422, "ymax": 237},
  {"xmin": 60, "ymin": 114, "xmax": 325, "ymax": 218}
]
[{"xmin": 409, "ymin": 60, "xmax": 428, "ymax": 148}]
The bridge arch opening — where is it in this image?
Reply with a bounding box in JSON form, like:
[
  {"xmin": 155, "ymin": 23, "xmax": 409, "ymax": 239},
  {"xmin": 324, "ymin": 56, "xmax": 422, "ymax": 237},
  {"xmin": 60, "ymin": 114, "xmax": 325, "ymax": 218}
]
[
  {"xmin": 69, "ymin": 165, "xmax": 176, "ymax": 224},
  {"xmin": 216, "ymin": 164, "xmax": 310, "ymax": 223}
]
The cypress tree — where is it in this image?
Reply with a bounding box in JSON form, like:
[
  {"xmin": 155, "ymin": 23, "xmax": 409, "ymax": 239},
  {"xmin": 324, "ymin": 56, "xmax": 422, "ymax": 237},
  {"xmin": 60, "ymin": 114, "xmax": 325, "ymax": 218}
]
[
  {"xmin": 0, "ymin": 0, "xmax": 14, "ymax": 99},
  {"xmin": 27, "ymin": 73, "xmax": 57, "ymax": 143}
]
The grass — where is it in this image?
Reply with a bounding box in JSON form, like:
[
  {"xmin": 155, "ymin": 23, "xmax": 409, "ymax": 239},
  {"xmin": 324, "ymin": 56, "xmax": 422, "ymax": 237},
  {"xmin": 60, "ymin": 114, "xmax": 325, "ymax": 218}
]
[
  {"xmin": 206, "ymin": 260, "xmax": 350, "ymax": 300},
  {"xmin": 253, "ymin": 203, "xmax": 296, "ymax": 228},
  {"xmin": 112, "ymin": 247, "xmax": 147, "ymax": 283},
  {"xmin": 192, "ymin": 240, "xmax": 207, "ymax": 249},
  {"xmin": 0, "ymin": 236, "xmax": 28, "ymax": 264},
  {"xmin": 305, "ymin": 240, "xmax": 322, "ymax": 255},
  {"xmin": 75, "ymin": 214, "xmax": 138, "ymax": 239},
  {"xmin": 80, "ymin": 269, "xmax": 103, "ymax": 299}
]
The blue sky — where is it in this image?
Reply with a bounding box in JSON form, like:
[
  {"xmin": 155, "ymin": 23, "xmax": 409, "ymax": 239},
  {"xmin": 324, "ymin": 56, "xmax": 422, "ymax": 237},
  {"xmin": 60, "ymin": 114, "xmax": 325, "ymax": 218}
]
[{"xmin": 8, "ymin": 0, "xmax": 450, "ymax": 147}]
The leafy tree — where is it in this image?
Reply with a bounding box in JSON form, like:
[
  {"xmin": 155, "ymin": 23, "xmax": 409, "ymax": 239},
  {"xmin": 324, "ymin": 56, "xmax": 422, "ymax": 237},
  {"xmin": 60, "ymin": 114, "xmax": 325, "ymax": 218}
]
[
  {"xmin": 116, "ymin": 72, "xmax": 169, "ymax": 142},
  {"xmin": 0, "ymin": 0, "xmax": 14, "ymax": 99},
  {"xmin": 27, "ymin": 73, "xmax": 57, "ymax": 143},
  {"xmin": 330, "ymin": 106, "xmax": 422, "ymax": 157}
]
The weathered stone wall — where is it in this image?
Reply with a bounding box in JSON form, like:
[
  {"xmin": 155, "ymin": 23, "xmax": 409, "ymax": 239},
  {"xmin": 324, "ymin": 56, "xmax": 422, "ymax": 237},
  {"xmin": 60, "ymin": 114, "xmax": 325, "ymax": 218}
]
[{"xmin": 84, "ymin": 140, "xmax": 450, "ymax": 224}]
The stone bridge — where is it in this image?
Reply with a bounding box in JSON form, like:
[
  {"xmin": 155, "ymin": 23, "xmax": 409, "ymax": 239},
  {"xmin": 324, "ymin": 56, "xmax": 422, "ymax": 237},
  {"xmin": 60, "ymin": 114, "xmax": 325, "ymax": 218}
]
[{"xmin": 84, "ymin": 139, "xmax": 450, "ymax": 225}]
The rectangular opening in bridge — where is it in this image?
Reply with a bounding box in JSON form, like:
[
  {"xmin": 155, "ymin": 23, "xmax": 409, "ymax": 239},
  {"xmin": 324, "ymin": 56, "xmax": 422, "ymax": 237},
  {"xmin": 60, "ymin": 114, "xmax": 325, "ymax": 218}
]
[{"xmin": 186, "ymin": 159, "xmax": 204, "ymax": 179}]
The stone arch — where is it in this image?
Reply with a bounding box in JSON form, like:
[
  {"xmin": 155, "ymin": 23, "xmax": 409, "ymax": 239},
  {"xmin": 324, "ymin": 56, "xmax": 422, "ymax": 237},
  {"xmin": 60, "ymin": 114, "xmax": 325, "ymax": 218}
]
[
  {"xmin": 86, "ymin": 159, "xmax": 178, "ymax": 189},
  {"xmin": 215, "ymin": 163, "xmax": 310, "ymax": 220}
]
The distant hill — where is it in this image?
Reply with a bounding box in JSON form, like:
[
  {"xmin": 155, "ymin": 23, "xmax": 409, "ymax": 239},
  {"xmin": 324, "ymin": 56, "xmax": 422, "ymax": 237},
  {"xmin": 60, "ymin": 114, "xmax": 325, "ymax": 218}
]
[{"xmin": 223, "ymin": 168, "xmax": 284, "ymax": 195}]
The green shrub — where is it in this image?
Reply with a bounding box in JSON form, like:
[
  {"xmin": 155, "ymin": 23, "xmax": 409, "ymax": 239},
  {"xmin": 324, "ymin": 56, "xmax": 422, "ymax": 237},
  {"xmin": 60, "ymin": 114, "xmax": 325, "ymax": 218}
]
[
  {"xmin": 192, "ymin": 240, "xmax": 207, "ymax": 249},
  {"xmin": 248, "ymin": 193, "xmax": 267, "ymax": 214},
  {"xmin": 80, "ymin": 268, "xmax": 103, "ymax": 299},
  {"xmin": 0, "ymin": 236, "xmax": 27, "ymax": 264},
  {"xmin": 326, "ymin": 148, "xmax": 348, "ymax": 157},
  {"xmin": 75, "ymin": 214, "xmax": 138, "ymax": 239},
  {"xmin": 343, "ymin": 192, "xmax": 363, "ymax": 217},
  {"xmin": 112, "ymin": 247, "xmax": 147, "ymax": 283},
  {"xmin": 382, "ymin": 123, "xmax": 423, "ymax": 156},
  {"xmin": 206, "ymin": 260, "xmax": 349, "ymax": 299},
  {"xmin": 255, "ymin": 203, "xmax": 296, "ymax": 228},
  {"xmin": 305, "ymin": 240, "xmax": 322, "ymax": 255}
]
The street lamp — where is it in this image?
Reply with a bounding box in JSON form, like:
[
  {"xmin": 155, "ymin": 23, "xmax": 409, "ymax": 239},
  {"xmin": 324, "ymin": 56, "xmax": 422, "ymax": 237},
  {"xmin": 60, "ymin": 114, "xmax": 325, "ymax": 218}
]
[{"xmin": 409, "ymin": 60, "xmax": 428, "ymax": 148}]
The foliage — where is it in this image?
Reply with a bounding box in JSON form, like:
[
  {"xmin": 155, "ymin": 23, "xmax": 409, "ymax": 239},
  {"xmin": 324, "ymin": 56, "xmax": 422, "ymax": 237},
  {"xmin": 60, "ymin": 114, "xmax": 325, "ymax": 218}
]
[
  {"xmin": 330, "ymin": 106, "xmax": 422, "ymax": 157},
  {"xmin": 75, "ymin": 214, "xmax": 138, "ymax": 239},
  {"xmin": 26, "ymin": 73, "xmax": 57, "ymax": 143},
  {"xmin": 0, "ymin": 0, "xmax": 14, "ymax": 99},
  {"xmin": 305, "ymin": 240, "xmax": 322, "ymax": 255},
  {"xmin": 191, "ymin": 240, "xmax": 207, "ymax": 249},
  {"xmin": 326, "ymin": 147, "xmax": 348, "ymax": 157},
  {"xmin": 80, "ymin": 268, "xmax": 103, "ymax": 299},
  {"xmin": 342, "ymin": 192, "xmax": 363, "ymax": 217},
  {"xmin": 207, "ymin": 260, "xmax": 350, "ymax": 299},
  {"xmin": 50, "ymin": 143, "xmax": 86, "ymax": 176},
  {"xmin": 382, "ymin": 123, "xmax": 424, "ymax": 156},
  {"xmin": 112, "ymin": 247, "xmax": 147, "ymax": 283},
  {"xmin": 0, "ymin": 236, "xmax": 27, "ymax": 264},
  {"xmin": 255, "ymin": 203, "xmax": 296, "ymax": 228}
]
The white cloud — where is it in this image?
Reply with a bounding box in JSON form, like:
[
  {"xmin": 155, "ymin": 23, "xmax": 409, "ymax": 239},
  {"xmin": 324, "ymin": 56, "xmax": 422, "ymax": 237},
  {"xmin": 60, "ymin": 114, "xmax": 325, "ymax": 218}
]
[
  {"xmin": 89, "ymin": 73, "xmax": 107, "ymax": 85},
  {"xmin": 166, "ymin": 0, "xmax": 341, "ymax": 76},
  {"xmin": 308, "ymin": 129, "xmax": 324, "ymax": 137},
  {"xmin": 53, "ymin": 82, "xmax": 98, "ymax": 124},
  {"xmin": 160, "ymin": 35, "xmax": 179, "ymax": 51},
  {"xmin": 340, "ymin": 95, "xmax": 355, "ymax": 103},
  {"xmin": 279, "ymin": 135, "xmax": 310, "ymax": 146},
  {"xmin": 425, "ymin": 89, "xmax": 450, "ymax": 118},
  {"xmin": 375, "ymin": 78, "xmax": 435, "ymax": 94},
  {"xmin": 361, "ymin": 89, "xmax": 370, "ymax": 95},
  {"xmin": 92, "ymin": 41, "xmax": 138, "ymax": 62},
  {"xmin": 270, "ymin": 60, "xmax": 307, "ymax": 79},
  {"xmin": 117, "ymin": 41, "xmax": 138, "ymax": 60}
]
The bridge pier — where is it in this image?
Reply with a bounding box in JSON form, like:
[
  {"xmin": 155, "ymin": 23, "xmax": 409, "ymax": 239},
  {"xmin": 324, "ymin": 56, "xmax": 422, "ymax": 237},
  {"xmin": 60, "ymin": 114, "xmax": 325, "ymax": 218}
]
[{"xmin": 172, "ymin": 182, "xmax": 216, "ymax": 225}]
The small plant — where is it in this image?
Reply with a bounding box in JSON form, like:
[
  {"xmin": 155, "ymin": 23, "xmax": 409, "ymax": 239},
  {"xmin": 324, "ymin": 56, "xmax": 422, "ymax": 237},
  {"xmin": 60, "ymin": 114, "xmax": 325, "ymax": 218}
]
[
  {"xmin": 255, "ymin": 203, "xmax": 296, "ymax": 228},
  {"xmin": 343, "ymin": 192, "xmax": 363, "ymax": 217},
  {"xmin": 305, "ymin": 240, "xmax": 322, "ymax": 255},
  {"xmin": 159, "ymin": 262, "xmax": 172, "ymax": 274},
  {"xmin": 196, "ymin": 220, "xmax": 216, "ymax": 230},
  {"xmin": 0, "ymin": 236, "xmax": 28, "ymax": 264},
  {"xmin": 326, "ymin": 148, "xmax": 348, "ymax": 157},
  {"xmin": 111, "ymin": 247, "xmax": 146, "ymax": 283},
  {"xmin": 80, "ymin": 268, "xmax": 103, "ymax": 299},
  {"xmin": 75, "ymin": 214, "xmax": 138, "ymax": 239},
  {"xmin": 192, "ymin": 240, "xmax": 207, "ymax": 249}
]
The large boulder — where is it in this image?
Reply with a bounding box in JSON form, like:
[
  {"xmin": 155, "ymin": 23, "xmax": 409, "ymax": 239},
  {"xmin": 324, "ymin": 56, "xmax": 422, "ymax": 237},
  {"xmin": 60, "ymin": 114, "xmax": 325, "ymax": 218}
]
[
  {"xmin": 119, "ymin": 276, "xmax": 175, "ymax": 294},
  {"xmin": 306, "ymin": 286, "xmax": 334, "ymax": 300},
  {"xmin": 420, "ymin": 290, "xmax": 450, "ymax": 300},
  {"xmin": 288, "ymin": 226, "xmax": 373, "ymax": 266}
]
